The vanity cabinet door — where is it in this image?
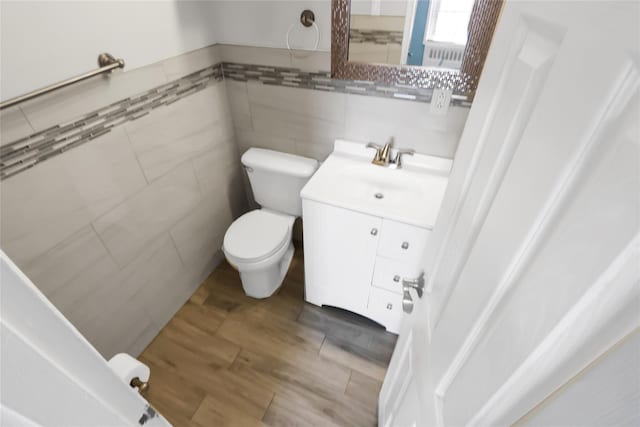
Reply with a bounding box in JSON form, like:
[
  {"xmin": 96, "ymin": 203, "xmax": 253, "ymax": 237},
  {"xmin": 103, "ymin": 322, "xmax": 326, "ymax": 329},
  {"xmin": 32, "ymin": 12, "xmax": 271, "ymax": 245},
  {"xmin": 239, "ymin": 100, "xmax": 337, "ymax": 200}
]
[{"xmin": 303, "ymin": 199, "xmax": 382, "ymax": 316}]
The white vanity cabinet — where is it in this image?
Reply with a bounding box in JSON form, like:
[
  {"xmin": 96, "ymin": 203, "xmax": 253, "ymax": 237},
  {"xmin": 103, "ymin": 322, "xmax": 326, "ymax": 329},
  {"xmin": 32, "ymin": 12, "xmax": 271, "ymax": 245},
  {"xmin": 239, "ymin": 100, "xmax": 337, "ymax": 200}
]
[
  {"xmin": 303, "ymin": 199, "xmax": 429, "ymax": 333},
  {"xmin": 303, "ymin": 200, "xmax": 381, "ymax": 315},
  {"xmin": 300, "ymin": 140, "xmax": 451, "ymax": 334}
]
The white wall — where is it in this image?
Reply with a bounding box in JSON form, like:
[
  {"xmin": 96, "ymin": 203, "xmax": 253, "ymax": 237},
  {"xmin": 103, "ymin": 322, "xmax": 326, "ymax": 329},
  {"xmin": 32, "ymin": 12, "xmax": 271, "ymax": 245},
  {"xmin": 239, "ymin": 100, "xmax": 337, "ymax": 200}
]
[
  {"xmin": 0, "ymin": 1, "xmax": 219, "ymax": 100},
  {"xmin": 0, "ymin": 1, "xmax": 335, "ymax": 101},
  {"xmin": 351, "ymin": 0, "xmax": 408, "ymax": 17},
  {"xmin": 213, "ymin": 1, "xmax": 332, "ymax": 51},
  {"xmin": 211, "ymin": 0, "xmax": 408, "ymax": 48}
]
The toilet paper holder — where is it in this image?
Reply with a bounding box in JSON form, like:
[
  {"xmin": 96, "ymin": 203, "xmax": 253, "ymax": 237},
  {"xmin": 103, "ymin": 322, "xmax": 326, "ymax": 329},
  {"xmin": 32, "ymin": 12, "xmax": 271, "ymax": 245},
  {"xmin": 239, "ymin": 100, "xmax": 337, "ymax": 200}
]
[
  {"xmin": 130, "ymin": 377, "xmax": 149, "ymax": 394},
  {"xmin": 108, "ymin": 353, "xmax": 151, "ymax": 395}
]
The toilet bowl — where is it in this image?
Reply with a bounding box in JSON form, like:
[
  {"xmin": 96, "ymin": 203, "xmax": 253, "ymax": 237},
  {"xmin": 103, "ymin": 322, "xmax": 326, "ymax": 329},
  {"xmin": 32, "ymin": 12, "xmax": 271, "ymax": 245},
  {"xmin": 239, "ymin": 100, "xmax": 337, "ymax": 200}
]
[
  {"xmin": 223, "ymin": 209, "xmax": 295, "ymax": 298},
  {"xmin": 222, "ymin": 148, "xmax": 317, "ymax": 298}
]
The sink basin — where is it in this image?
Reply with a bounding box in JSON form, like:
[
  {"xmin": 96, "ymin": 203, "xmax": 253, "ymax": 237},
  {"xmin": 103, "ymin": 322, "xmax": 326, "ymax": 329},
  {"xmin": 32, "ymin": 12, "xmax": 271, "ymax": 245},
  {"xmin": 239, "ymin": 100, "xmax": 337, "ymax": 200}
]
[
  {"xmin": 334, "ymin": 164, "xmax": 424, "ymax": 205},
  {"xmin": 300, "ymin": 140, "xmax": 452, "ymax": 228}
]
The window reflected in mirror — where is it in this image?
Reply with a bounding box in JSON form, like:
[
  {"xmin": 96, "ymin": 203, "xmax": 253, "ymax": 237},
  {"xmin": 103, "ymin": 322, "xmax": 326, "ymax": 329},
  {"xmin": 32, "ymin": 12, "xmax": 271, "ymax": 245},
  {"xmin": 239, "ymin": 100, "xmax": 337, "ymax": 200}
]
[{"xmin": 348, "ymin": 0, "xmax": 476, "ymax": 69}]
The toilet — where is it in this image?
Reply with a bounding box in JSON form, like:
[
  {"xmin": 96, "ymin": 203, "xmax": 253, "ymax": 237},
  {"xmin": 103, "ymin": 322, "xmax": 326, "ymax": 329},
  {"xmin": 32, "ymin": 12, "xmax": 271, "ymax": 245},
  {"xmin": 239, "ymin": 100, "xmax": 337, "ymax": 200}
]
[{"xmin": 223, "ymin": 148, "xmax": 318, "ymax": 298}]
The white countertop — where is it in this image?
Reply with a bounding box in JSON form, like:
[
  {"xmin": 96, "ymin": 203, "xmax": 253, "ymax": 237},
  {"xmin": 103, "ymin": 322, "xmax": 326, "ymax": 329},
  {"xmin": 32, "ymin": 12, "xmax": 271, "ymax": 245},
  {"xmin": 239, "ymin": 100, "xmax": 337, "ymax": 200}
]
[{"xmin": 300, "ymin": 140, "xmax": 452, "ymax": 229}]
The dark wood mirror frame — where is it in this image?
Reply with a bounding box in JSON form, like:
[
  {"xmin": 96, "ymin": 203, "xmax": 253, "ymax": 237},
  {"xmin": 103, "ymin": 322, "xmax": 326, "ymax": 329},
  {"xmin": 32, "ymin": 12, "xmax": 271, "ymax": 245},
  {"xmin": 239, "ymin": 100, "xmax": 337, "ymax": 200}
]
[{"xmin": 331, "ymin": 0, "xmax": 504, "ymax": 100}]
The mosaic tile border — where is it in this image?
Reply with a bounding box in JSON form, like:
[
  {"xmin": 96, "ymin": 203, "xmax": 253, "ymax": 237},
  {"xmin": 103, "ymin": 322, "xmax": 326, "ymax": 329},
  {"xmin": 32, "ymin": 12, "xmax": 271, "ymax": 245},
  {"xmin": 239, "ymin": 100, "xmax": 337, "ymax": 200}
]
[
  {"xmin": 1, "ymin": 59, "xmax": 470, "ymax": 180},
  {"xmin": 349, "ymin": 29, "xmax": 403, "ymax": 45},
  {"xmin": 0, "ymin": 65, "xmax": 223, "ymax": 180},
  {"xmin": 222, "ymin": 62, "xmax": 471, "ymax": 106}
]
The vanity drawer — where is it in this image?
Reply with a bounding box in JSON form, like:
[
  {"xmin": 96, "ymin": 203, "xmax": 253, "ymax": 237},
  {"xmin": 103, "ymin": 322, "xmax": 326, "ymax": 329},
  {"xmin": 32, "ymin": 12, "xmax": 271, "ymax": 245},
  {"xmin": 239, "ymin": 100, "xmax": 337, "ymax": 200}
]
[
  {"xmin": 372, "ymin": 257, "xmax": 421, "ymax": 295},
  {"xmin": 378, "ymin": 220, "xmax": 430, "ymax": 264},
  {"xmin": 367, "ymin": 287, "xmax": 402, "ymax": 333}
]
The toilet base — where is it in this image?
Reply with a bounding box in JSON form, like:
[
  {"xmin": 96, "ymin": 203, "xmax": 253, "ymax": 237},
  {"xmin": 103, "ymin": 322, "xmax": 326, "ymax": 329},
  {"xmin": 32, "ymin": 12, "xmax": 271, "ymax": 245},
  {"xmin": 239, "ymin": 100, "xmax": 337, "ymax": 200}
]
[{"xmin": 239, "ymin": 242, "xmax": 295, "ymax": 299}]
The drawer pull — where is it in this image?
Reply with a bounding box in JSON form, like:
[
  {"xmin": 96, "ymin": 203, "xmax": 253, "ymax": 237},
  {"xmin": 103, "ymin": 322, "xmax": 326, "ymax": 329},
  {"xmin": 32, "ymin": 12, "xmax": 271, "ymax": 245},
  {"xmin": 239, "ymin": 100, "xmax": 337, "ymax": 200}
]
[
  {"xmin": 393, "ymin": 275, "xmax": 400, "ymax": 282},
  {"xmin": 401, "ymin": 241, "xmax": 409, "ymax": 249},
  {"xmin": 386, "ymin": 303, "xmax": 393, "ymax": 310},
  {"xmin": 370, "ymin": 228, "xmax": 378, "ymax": 236}
]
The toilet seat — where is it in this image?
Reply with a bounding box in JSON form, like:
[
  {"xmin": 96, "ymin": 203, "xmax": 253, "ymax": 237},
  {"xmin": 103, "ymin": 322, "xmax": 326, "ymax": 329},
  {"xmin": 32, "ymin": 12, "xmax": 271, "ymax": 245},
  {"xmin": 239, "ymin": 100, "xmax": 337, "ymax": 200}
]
[{"xmin": 223, "ymin": 210, "xmax": 292, "ymax": 263}]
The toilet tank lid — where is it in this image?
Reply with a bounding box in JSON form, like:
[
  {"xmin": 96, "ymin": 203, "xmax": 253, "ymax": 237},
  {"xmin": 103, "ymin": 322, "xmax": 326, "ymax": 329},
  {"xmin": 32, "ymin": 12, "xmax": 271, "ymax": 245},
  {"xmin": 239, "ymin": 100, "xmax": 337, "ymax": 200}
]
[{"xmin": 242, "ymin": 148, "xmax": 318, "ymax": 178}]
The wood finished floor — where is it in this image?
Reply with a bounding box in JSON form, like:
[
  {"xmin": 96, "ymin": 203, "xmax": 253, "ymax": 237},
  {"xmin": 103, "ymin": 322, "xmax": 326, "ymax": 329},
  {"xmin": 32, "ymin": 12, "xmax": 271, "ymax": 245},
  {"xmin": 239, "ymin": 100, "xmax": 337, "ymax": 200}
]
[{"xmin": 138, "ymin": 245, "xmax": 398, "ymax": 427}]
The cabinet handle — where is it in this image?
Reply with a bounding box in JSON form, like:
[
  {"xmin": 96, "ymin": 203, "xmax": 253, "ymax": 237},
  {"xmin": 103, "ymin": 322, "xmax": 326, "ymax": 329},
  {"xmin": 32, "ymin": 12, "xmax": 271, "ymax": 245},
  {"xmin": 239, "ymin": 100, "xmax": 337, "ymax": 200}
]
[
  {"xmin": 393, "ymin": 275, "xmax": 400, "ymax": 282},
  {"xmin": 370, "ymin": 228, "xmax": 378, "ymax": 236},
  {"xmin": 401, "ymin": 241, "xmax": 409, "ymax": 249}
]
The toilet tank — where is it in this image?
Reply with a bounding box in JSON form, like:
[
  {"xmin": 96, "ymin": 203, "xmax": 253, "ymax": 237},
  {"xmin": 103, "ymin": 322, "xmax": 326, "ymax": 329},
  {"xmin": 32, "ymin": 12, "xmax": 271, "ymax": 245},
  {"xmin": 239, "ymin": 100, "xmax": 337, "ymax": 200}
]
[{"xmin": 242, "ymin": 148, "xmax": 318, "ymax": 216}]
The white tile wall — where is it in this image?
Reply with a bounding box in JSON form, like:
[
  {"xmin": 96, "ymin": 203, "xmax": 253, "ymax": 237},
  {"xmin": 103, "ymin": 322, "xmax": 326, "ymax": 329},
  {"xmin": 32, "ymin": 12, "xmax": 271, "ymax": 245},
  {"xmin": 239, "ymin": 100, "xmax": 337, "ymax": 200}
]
[
  {"xmin": 0, "ymin": 106, "xmax": 34, "ymax": 145},
  {"xmin": 170, "ymin": 144, "xmax": 241, "ymax": 267},
  {"xmin": 191, "ymin": 142, "xmax": 242, "ymax": 195},
  {"xmin": 193, "ymin": 137, "xmax": 260, "ymax": 214},
  {"xmin": 217, "ymin": 44, "xmax": 331, "ymax": 72},
  {"xmin": 170, "ymin": 195, "xmax": 233, "ymax": 266},
  {"xmin": 0, "ymin": 127, "xmax": 148, "ymax": 266},
  {"xmin": 130, "ymin": 236, "xmax": 218, "ymax": 328},
  {"xmin": 251, "ymin": 103, "xmax": 346, "ymax": 146},
  {"xmin": 125, "ymin": 83, "xmax": 234, "ymax": 181},
  {"xmin": 83, "ymin": 299, "xmax": 157, "ymax": 359},
  {"xmin": 67, "ymin": 234, "xmax": 183, "ymax": 332},
  {"xmin": 290, "ymin": 50, "xmax": 331, "ymax": 72},
  {"xmin": 344, "ymin": 94, "xmax": 470, "ymax": 158},
  {"xmin": 63, "ymin": 127, "xmax": 149, "ymax": 216},
  {"xmin": 247, "ymin": 81, "xmax": 346, "ymax": 122},
  {"xmin": 21, "ymin": 226, "xmax": 118, "ymax": 298},
  {"xmin": 49, "ymin": 253, "xmax": 119, "ymax": 321},
  {"xmin": 218, "ymin": 44, "xmax": 292, "ymax": 68},
  {"xmin": 348, "ymin": 41, "xmax": 403, "ymax": 64},
  {"xmin": 225, "ymin": 80, "xmax": 253, "ymax": 130},
  {"xmin": 350, "ymin": 15, "xmax": 405, "ymax": 31},
  {"xmin": 235, "ymin": 128, "xmax": 297, "ymax": 154},
  {"xmin": 0, "ymin": 45, "xmax": 247, "ymax": 359},
  {"xmin": 20, "ymin": 63, "xmax": 169, "ymax": 132},
  {"xmin": 162, "ymin": 45, "xmax": 222, "ymax": 81},
  {"xmin": 92, "ymin": 161, "xmax": 202, "ymax": 267},
  {"xmin": 221, "ymin": 45, "xmax": 469, "ymax": 163},
  {"xmin": 293, "ymin": 139, "xmax": 335, "ymax": 161},
  {"xmin": 1, "ymin": 155, "xmax": 96, "ymax": 266},
  {"xmin": 247, "ymin": 81, "xmax": 347, "ymax": 154},
  {"xmin": 349, "ymin": 42, "xmax": 394, "ymax": 64}
]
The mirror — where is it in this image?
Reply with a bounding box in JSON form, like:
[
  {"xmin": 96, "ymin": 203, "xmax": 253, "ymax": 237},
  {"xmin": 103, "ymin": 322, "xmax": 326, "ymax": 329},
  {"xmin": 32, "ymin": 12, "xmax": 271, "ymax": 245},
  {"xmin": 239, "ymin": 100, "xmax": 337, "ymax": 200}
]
[
  {"xmin": 349, "ymin": 0, "xmax": 473, "ymax": 67},
  {"xmin": 332, "ymin": 0, "xmax": 504, "ymax": 99}
]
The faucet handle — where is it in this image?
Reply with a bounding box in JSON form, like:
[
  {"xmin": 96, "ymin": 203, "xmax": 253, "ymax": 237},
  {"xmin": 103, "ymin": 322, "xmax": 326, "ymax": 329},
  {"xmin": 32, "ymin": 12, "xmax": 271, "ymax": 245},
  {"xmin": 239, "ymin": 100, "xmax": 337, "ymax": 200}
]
[
  {"xmin": 393, "ymin": 148, "xmax": 415, "ymax": 168},
  {"xmin": 366, "ymin": 142, "xmax": 384, "ymax": 164}
]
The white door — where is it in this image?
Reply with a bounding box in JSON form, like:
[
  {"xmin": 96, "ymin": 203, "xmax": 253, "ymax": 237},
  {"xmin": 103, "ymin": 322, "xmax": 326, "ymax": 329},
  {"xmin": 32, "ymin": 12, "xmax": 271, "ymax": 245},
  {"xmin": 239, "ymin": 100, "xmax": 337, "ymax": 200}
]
[
  {"xmin": 0, "ymin": 251, "xmax": 171, "ymax": 426},
  {"xmin": 379, "ymin": 1, "xmax": 640, "ymax": 426}
]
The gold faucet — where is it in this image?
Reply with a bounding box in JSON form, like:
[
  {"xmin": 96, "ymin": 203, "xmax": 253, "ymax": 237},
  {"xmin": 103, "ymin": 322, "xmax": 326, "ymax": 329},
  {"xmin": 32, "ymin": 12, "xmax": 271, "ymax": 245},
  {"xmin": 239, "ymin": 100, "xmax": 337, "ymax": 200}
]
[
  {"xmin": 367, "ymin": 139, "xmax": 393, "ymax": 166},
  {"xmin": 367, "ymin": 139, "xmax": 415, "ymax": 169}
]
